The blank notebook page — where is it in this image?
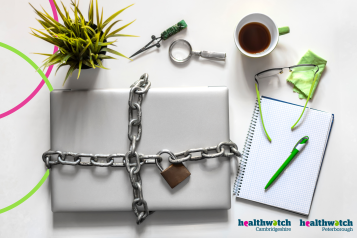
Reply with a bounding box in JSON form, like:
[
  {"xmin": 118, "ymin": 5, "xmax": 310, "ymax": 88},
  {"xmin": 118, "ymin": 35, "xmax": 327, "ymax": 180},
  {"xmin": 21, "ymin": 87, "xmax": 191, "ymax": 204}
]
[{"xmin": 235, "ymin": 96, "xmax": 333, "ymax": 215}]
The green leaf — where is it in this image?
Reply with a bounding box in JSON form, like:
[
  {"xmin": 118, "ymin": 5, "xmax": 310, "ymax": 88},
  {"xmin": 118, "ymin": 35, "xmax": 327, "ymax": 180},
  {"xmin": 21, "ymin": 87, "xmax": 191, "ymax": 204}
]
[
  {"xmin": 99, "ymin": 7, "xmax": 104, "ymax": 29},
  {"xmin": 106, "ymin": 34, "xmax": 139, "ymax": 38},
  {"xmin": 51, "ymin": 0, "xmax": 71, "ymax": 28},
  {"xmin": 61, "ymin": 1, "xmax": 71, "ymax": 22},
  {"xmin": 62, "ymin": 53, "xmax": 74, "ymax": 64},
  {"xmin": 82, "ymin": 25, "xmax": 97, "ymax": 35},
  {"xmin": 95, "ymin": 0, "xmax": 100, "ymax": 29},
  {"xmin": 63, "ymin": 63, "xmax": 77, "ymax": 86},
  {"xmin": 71, "ymin": 0, "xmax": 85, "ymax": 21},
  {"xmin": 77, "ymin": 60, "xmax": 82, "ymax": 79},
  {"xmin": 98, "ymin": 41, "xmax": 116, "ymax": 47},
  {"xmin": 89, "ymin": 49, "xmax": 95, "ymax": 67},
  {"xmin": 30, "ymin": 32, "xmax": 63, "ymax": 47},
  {"xmin": 79, "ymin": 41, "xmax": 91, "ymax": 58},
  {"xmin": 94, "ymin": 32, "xmax": 100, "ymax": 52},
  {"xmin": 30, "ymin": 28, "xmax": 53, "ymax": 39},
  {"xmin": 102, "ymin": 4, "xmax": 134, "ymax": 29},
  {"xmin": 39, "ymin": 53, "xmax": 60, "ymax": 68},
  {"xmin": 39, "ymin": 5, "xmax": 66, "ymax": 29},
  {"xmin": 100, "ymin": 47, "xmax": 131, "ymax": 60},
  {"xmin": 73, "ymin": 1, "xmax": 80, "ymax": 36},
  {"xmin": 106, "ymin": 20, "xmax": 136, "ymax": 38},
  {"xmin": 55, "ymin": 63, "xmax": 67, "ymax": 75},
  {"xmin": 98, "ymin": 54, "xmax": 117, "ymax": 60},
  {"xmin": 32, "ymin": 53, "xmax": 53, "ymax": 57},
  {"xmin": 83, "ymin": 59, "xmax": 95, "ymax": 68},
  {"xmin": 88, "ymin": 0, "xmax": 94, "ymax": 25},
  {"xmin": 95, "ymin": 58, "xmax": 109, "ymax": 69},
  {"xmin": 44, "ymin": 53, "xmax": 63, "ymax": 67},
  {"xmin": 101, "ymin": 20, "xmax": 121, "ymax": 41}
]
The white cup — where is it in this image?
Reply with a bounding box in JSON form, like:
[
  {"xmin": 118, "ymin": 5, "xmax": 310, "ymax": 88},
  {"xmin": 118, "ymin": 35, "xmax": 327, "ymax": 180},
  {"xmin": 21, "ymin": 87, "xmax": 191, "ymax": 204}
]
[{"xmin": 234, "ymin": 13, "xmax": 289, "ymax": 58}]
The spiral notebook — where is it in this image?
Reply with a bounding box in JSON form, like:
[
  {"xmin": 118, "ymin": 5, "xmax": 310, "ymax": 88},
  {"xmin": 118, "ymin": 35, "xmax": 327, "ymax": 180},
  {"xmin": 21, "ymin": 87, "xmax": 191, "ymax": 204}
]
[{"xmin": 233, "ymin": 96, "xmax": 334, "ymax": 215}]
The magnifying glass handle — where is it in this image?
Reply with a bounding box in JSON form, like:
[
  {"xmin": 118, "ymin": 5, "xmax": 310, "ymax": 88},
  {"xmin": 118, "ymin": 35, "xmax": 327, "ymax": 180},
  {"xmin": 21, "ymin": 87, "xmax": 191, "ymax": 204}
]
[{"xmin": 193, "ymin": 50, "xmax": 226, "ymax": 60}]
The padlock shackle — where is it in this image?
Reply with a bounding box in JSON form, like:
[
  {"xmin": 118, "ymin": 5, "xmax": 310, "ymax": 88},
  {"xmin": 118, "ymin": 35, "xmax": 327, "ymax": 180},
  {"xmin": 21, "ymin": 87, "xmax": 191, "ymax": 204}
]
[{"xmin": 155, "ymin": 149, "xmax": 177, "ymax": 172}]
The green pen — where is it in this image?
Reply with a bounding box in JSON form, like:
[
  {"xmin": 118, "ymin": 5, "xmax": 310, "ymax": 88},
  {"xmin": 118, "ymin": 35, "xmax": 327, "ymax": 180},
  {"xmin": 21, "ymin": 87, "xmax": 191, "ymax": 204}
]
[{"xmin": 265, "ymin": 136, "xmax": 309, "ymax": 190}]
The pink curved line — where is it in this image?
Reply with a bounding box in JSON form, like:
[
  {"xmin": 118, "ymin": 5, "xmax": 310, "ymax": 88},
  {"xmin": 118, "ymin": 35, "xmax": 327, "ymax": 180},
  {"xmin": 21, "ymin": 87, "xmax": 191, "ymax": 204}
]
[{"xmin": 0, "ymin": 0, "xmax": 58, "ymax": 119}]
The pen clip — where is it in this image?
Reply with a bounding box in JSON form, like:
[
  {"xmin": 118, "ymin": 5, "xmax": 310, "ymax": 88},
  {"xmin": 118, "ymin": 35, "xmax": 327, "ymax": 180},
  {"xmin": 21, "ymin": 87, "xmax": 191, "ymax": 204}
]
[{"xmin": 291, "ymin": 136, "xmax": 309, "ymax": 152}]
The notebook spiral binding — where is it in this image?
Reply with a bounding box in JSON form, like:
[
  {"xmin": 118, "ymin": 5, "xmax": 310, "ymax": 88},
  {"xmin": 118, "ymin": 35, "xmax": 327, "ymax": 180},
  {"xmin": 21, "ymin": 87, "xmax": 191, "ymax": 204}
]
[{"xmin": 233, "ymin": 99, "xmax": 260, "ymax": 195}]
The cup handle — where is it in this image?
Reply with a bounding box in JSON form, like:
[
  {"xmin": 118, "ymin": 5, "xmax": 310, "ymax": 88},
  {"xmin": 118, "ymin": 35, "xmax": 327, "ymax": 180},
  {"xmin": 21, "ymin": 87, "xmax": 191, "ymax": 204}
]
[{"xmin": 278, "ymin": 26, "xmax": 290, "ymax": 36}]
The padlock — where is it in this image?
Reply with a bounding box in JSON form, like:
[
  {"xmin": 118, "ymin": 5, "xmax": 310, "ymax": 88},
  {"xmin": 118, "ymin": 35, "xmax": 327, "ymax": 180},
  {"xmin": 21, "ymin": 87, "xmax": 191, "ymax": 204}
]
[{"xmin": 156, "ymin": 150, "xmax": 191, "ymax": 189}]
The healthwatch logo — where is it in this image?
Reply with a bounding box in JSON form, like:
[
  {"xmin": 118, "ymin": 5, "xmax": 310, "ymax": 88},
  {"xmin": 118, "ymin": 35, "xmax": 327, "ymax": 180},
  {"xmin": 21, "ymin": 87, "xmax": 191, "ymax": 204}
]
[
  {"xmin": 238, "ymin": 219, "xmax": 291, "ymax": 232},
  {"xmin": 300, "ymin": 219, "xmax": 353, "ymax": 232}
]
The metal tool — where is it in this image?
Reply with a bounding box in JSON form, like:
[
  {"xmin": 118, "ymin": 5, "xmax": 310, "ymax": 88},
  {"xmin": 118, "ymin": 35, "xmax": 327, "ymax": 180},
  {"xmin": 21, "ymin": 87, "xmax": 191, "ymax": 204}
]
[
  {"xmin": 130, "ymin": 20, "xmax": 188, "ymax": 58},
  {"xmin": 169, "ymin": 39, "xmax": 226, "ymax": 63}
]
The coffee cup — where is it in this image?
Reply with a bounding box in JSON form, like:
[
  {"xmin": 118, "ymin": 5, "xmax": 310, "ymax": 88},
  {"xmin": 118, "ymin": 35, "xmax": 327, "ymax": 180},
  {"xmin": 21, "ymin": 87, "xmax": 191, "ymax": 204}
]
[{"xmin": 234, "ymin": 13, "xmax": 289, "ymax": 58}]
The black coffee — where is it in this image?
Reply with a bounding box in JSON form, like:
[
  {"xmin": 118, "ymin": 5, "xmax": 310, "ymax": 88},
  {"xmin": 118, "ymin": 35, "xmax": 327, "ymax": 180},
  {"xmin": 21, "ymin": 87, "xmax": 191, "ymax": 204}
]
[{"xmin": 238, "ymin": 22, "xmax": 271, "ymax": 54}]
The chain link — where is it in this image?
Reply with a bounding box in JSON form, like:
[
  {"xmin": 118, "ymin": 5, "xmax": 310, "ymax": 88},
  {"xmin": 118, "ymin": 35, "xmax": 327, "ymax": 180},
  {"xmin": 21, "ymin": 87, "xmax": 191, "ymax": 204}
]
[
  {"xmin": 42, "ymin": 73, "xmax": 241, "ymax": 225},
  {"xmin": 125, "ymin": 73, "xmax": 152, "ymax": 224}
]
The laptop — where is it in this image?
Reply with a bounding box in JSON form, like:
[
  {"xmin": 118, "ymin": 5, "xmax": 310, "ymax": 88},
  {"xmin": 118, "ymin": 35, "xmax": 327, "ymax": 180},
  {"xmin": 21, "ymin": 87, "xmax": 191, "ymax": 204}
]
[{"xmin": 50, "ymin": 86, "xmax": 231, "ymax": 212}]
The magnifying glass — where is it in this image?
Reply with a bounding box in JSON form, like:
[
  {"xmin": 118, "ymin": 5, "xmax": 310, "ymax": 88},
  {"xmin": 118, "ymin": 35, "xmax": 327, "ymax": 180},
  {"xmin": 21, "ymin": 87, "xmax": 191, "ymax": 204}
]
[{"xmin": 169, "ymin": 39, "xmax": 226, "ymax": 63}]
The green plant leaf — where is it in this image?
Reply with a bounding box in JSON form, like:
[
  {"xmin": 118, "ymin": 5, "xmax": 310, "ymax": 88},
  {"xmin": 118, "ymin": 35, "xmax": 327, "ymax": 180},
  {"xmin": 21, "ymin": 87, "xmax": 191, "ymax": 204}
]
[
  {"xmin": 77, "ymin": 60, "xmax": 82, "ymax": 79},
  {"xmin": 79, "ymin": 41, "xmax": 91, "ymax": 58},
  {"xmin": 101, "ymin": 20, "xmax": 121, "ymax": 41},
  {"xmin": 55, "ymin": 63, "xmax": 67, "ymax": 75},
  {"xmin": 62, "ymin": 53, "xmax": 74, "ymax": 64},
  {"xmin": 106, "ymin": 34, "xmax": 139, "ymax": 38},
  {"xmin": 29, "ymin": 3, "xmax": 59, "ymax": 28},
  {"xmin": 100, "ymin": 47, "xmax": 131, "ymax": 60},
  {"xmin": 60, "ymin": 1, "xmax": 71, "ymax": 22},
  {"xmin": 71, "ymin": 0, "xmax": 85, "ymax": 21},
  {"xmin": 98, "ymin": 54, "xmax": 116, "ymax": 60},
  {"xmin": 106, "ymin": 20, "xmax": 136, "ymax": 38},
  {"xmin": 94, "ymin": 32, "xmax": 100, "ymax": 52},
  {"xmin": 30, "ymin": 28, "xmax": 54, "ymax": 39},
  {"xmin": 99, "ymin": 7, "xmax": 104, "ymax": 29},
  {"xmin": 63, "ymin": 63, "xmax": 77, "ymax": 86},
  {"xmin": 95, "ymin": 0, "xmax": 100, "ymax": 30},
  {"xmin": 82, "ymin": 25, "xmax": 97, "ymax": 36},
  {"xmin": 88, "ymin": 49, "xmax": 95, "ymax": 67},
  {"xmin": 82, "ymin": 59, "xmax": 94, "ymax": 68},
  {"xmin": 95, "ymin": 58, "xmax": 109, "ymax": 69},
  {"xmin": 102, "ymin": 4, "xmax": 134, "ymax": 29},
  {"xmin": 30, "ymin": 31, "xmax": 63, "ymax": 47},
  {"xmin": 88, "ymin": 0, "xmax": 94, "ymax": 25},
  {"xmin": 73, "ymin": 1, "xmax": 80, "ymax": 36},
  {"xmin": 44, "ymin": 53, "xmax": 63, "ymax": 67},
  {"xmin": 51, "ymin": 0, "xmax": 71, "ymax": 28},
  {"xmin": 32, "ymin": 53, "xmax": 54, "ymax": 57},
  {"xmin": 98, "ymin": 41, "xmax": 116, "ymax": 47},
  {"xmin": 40, "ymin": 52, "xmax": 60, "ymax": 67},
  {"xmin": 39, "ymin": 5, "xmax": 67, "ymax": 29}
]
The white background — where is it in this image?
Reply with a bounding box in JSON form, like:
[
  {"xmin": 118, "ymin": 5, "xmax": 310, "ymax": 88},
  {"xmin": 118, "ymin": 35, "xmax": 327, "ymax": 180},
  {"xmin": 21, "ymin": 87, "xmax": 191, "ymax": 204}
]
[{"xmin": 0, "ymin": 0, "xmax": 356, "ymax": 237}]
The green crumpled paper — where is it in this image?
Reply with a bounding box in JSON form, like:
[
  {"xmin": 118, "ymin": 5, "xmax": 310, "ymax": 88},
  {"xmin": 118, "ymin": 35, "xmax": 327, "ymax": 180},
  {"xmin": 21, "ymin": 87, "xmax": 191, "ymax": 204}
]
[{"xmin": 287, "ymin": 50, "xmax": 327, "ymax": 100}]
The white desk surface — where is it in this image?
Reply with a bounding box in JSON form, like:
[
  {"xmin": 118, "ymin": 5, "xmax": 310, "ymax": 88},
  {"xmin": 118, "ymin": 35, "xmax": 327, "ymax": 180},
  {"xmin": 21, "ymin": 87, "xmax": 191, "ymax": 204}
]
[{"xmin": 0, "ymin": 0, "xmax": 355, "ymax": 237}]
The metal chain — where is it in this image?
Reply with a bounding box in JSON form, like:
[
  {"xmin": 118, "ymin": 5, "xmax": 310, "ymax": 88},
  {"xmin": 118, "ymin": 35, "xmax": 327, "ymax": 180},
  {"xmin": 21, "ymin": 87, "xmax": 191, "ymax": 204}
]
[
  {"xmin": 126, "ymin": 73, "xmax": 152, "ymax": 224},
  {"xmin": 42, "ymin": 73, "xmax": 241, "ymax": 225},
  {"xmin": 42, "ymin": 141, "xmax": 239, "ymax": 169}
]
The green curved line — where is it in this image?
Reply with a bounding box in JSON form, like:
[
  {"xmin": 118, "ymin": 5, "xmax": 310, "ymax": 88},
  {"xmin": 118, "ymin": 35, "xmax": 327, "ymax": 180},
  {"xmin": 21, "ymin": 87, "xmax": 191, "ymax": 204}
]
[
  {"xmin": 0, "ymin": 42, "xmax": 53, "ymax": 91},
  {"xmin": 0, "ymin": 169, "xmax": 50, "ymax": 214},
  {"xmin": 291, "ymin": 73, "xmax": 318, "ymax": 129},
  {"xmin": 256, "ymin": 83, "xmax": 271, "ymax": 142}
]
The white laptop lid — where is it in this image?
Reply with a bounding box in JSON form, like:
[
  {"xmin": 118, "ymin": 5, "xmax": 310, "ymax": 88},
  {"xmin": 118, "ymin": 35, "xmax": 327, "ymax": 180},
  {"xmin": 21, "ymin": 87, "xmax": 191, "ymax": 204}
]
[{"xmin": 50, "ymin": 87, "xmax": 230, "ymax": 212}]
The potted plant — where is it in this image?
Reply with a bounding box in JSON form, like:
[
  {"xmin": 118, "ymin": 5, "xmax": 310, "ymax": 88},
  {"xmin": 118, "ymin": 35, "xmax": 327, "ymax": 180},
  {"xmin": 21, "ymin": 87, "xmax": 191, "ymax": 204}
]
[{"xmin": 29, "ymin": 0, "xmax": 137, "ymax": 85}]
